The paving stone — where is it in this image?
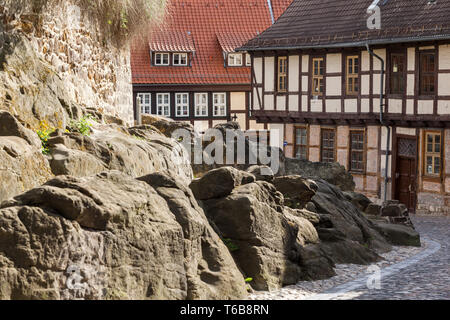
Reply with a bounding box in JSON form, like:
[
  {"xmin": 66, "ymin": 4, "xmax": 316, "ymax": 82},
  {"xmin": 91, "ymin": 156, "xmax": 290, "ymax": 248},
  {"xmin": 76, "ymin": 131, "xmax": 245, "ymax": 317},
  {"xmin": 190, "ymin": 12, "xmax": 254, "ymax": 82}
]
[{"xmin": 249, "ymin": 216, "xmax": 450, "ymax": 300}]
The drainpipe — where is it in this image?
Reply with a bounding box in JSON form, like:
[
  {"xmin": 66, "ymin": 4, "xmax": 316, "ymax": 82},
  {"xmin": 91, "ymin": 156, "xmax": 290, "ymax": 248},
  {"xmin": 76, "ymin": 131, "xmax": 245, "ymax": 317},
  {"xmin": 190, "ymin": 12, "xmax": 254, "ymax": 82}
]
[
  {"xmin": 366, "ymin": 43, "xmax": 390, "ymax": 202},
  {"xmin": 266, "ymin": 0, "xmax": 275, "ymax": 24}
]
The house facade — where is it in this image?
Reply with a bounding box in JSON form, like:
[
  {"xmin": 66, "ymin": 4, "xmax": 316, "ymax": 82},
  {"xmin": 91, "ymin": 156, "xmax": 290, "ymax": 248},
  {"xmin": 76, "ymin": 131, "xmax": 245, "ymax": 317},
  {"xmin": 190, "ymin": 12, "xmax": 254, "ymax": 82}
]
[
  {"xmin": 240, "ymin": 0, "xmax": 450, "ymax": 215},
  {"xmin": 130, "ymin": 0, "xmax": 291, "ymax": 134}
]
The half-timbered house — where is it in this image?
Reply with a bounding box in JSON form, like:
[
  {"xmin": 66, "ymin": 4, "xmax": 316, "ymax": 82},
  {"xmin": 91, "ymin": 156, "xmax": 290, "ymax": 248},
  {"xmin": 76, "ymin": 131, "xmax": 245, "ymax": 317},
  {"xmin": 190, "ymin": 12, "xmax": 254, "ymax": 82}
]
[
  {"xmin": 239, "ymin": 0, "xmax": 450, "ymax": 215},
  {"xmin": 130, "ymin": 0, "xmax": 291, "ymax": 134}
]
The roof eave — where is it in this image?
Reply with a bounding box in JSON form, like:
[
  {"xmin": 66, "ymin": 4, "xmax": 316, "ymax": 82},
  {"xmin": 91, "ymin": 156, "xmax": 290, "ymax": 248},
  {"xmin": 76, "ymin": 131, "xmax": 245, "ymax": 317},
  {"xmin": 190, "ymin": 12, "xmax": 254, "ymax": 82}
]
[{"xmin": 237, "ymin": 34, "xmax": 450, "ymax": 52}]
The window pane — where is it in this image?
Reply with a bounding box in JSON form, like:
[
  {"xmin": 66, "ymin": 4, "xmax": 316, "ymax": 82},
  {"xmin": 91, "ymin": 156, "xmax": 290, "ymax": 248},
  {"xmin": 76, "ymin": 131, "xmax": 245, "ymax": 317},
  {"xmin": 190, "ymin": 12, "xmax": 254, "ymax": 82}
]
[
  {"xmin": 426, "ymin": 156, "xmax": 433, "ymax": 174},
  {"xmin": 434, "ymin": 157, "xmax": 440, "ymax": 174}
]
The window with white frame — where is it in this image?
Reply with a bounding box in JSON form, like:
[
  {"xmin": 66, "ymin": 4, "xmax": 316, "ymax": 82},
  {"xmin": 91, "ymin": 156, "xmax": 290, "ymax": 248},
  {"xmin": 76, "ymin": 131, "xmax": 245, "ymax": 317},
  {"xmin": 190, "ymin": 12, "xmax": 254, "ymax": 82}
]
[
  {"xmin": 175, "ymin": 93, "xmax": 189, "ymax": 117},
  {"xmin": 228, "ymin": 53, "xmax": 243, "ymax": 66},
  {"xmin": 173, "ymin": 53, "xmax": 188, "ymax": 66},
  {"xmin": 246, "ymin": 53, "xmax": 251, "ymax": 66},
  {"xmin": 213, "ymin": 93, "xmax": 226, "ymax": 117},
  {"xmin": 154, "ymin": 53, "xmax": 169, "ymax": 66},
  {"xmin": 157, "ymin": 93, "xmax": 170, "ymax": 116},
  {"xmin": 137, "ymin": 93, "xmax": 152, "ymax": 114},
  {"xmin": 195, "ymin": 93, "xmax": 208, "ymax": 117}
]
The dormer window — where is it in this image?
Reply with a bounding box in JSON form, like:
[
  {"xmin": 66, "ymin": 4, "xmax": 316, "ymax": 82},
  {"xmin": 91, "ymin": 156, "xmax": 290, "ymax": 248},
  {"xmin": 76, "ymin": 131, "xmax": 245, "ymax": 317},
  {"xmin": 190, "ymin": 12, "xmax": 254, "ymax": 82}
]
[
  {"xmin": 173, "ymin": 53, "xmax": 188, "ymax": 66},
  {"xmin": 155, "ymin": 53, "xmax": 169, "ymax": 66},
  {"xmin": 228, "ymin": 53, "xmax": 243, "ymax": 66}
]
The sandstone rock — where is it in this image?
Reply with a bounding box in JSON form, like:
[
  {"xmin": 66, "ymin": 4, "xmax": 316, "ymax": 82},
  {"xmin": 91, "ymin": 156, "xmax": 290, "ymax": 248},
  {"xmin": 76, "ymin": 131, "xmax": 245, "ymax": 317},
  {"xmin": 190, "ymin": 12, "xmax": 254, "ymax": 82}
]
[
  {"xmin": 365, "ymin": 203, "xmax": 382, "ymax": 216},
  {"xmin": 310, "ymin": 179, "xmax": 392, "ymax": 264},
  {"xmin": 0, "ymin": 171, "xmax": 247, "ymax": 300},
  {"xmin": 246, "ymin": 165, "xmax": 274, "ymax": 182},
  {"xmin": 201, "ymin": 180, "xmax": 334, "ymax": 291},
  {"xmin": 273, "ymin": 175, "xmax": 318, "ymax": 209},
  {"xmin": 285, "ymin": 158, "xmax": 355, "ymax": 191},
  {"xmin": 141, "ymin": 114, "xmax": 194, "ymax": 138},
  {"xmin": 344, "ymin": 191, "xmax": 372, "ymax": 212},
  {"xmin": 46, "ymin": 124, "xmax": 193, "ymax": 184},
  {"xmin": 0, "ymin": 34, "xmax": 73, "ymax": 129},
  {"xmin": 192, "ymin": 122, "xmax": 286, "ymax": 178},
  {"xmin": 49, "ymin": 143, "xmax": 106, "ymax": 177},
  {"xmin": 0, "ymin": 136, "xmax": 52, "ymax": 202},
  {"xmin": 190, "ymin": 167, "xmax": 255, "ymax": 200},
  {"xmin": 0, "ymin": 111, "xmax": 41, "ymax": 147},
  {"xmin": 372, "ymin": 222, "xmax": 421, "ymax": 247},
  {"xmin": 381, "ymin": 201, "xmax": 408, "ymax": 217}
]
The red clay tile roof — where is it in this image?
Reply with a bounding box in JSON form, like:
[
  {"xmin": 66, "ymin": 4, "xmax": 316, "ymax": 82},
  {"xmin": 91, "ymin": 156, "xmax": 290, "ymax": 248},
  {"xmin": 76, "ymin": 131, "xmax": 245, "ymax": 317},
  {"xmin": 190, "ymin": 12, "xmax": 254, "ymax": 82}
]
[
  {"xmin": 149, "ymin": 30, "xmax": 196, "ymax": 53},
  {"xmin": 216, "ymin": 31, "xmax": 258, "ymax": 53},
  {"xmin": 131, "ymin": 0, "xmax": 292, "ymax": 85},
  {"xmin": 240, "ymin": 0, "xmax": 450, "ymax": 51}
]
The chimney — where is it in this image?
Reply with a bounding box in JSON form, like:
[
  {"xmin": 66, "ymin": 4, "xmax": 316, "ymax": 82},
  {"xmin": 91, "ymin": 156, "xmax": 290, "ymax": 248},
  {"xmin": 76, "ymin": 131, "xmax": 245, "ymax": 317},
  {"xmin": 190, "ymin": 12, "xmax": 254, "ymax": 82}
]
[{"xmin": 266, "ymin": 0, "xmax": 275, "ymax": 24}]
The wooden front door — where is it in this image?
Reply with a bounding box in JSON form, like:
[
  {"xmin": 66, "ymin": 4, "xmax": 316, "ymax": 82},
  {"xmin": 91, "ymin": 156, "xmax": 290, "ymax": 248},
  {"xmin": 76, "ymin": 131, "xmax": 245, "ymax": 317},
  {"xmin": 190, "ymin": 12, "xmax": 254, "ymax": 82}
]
[{"xmin": 394, "ymin": 137, "xmax": 417, "ymax": 213}]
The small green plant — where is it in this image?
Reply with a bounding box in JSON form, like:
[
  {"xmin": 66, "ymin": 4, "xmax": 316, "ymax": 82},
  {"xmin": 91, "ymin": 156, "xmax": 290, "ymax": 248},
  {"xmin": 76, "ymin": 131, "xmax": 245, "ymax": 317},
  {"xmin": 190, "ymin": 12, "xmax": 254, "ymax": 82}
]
[
  {"xmin": 36, "ymin": 120, "xmax": 55, "ymax": 155},
  {"xmin": 245, "ymin": 278, "xmax": 253, "ymax": 283},
  {"xmin": 223, "ymin": 238, "xmax": 239, "ymax": 252},
  {"xmin": 69, "ymin": 116, "xmax": 93, "ymax": 136}
]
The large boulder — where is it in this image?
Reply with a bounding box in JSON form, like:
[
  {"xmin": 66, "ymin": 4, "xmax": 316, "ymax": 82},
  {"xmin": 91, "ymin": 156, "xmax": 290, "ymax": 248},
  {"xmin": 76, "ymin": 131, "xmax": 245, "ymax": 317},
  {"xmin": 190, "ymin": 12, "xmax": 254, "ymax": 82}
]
[
  {"xmin": 198, "ymin": 180, "xmax": 335, "ymax": 291},
  {"xmin": 372, "ymin": 222, "xmax": 421, "ymax": 247},
  {"xmin": 0, "ymin": 171, "xmax": 247, "ymax": 300},
  {"xmin": 192, "ymin": 122, "xmax": 286, "ymax": 178},
  {"xmin": 141, "ymin": 114, "xmax": 194, "ymax": 138},
  {"xmin": 273, "ymin": 175, "xmax": 318, "ymax": 209},
  {"xmin": 0, "ymin": 136, "xmax": 52, "ymax": 202},
  {"xmin": 310, "ymin": 179, "xmax": 392, "ymax": 264},
  {"xmin": 0, "ymin": 111, "xmax": 41, "ymax": 147},
  {"xmin": 190, "ymin": 167, "xmax": 255, "ymax": 200},
  {"xmin": 46, "ymin": 124, "xmax": 193, "ymax": 184},
  {"xmin": 285, "ymin": 158, "xmax": 355, "ymax": 191}
]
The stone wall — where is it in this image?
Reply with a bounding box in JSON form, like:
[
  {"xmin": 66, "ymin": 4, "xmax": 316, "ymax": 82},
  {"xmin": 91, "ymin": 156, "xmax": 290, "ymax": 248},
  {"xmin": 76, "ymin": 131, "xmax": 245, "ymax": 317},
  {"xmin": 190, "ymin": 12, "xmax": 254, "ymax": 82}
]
[{"xmin": 0, "ymin": 1, "xmax": 133, "ymax": 124}]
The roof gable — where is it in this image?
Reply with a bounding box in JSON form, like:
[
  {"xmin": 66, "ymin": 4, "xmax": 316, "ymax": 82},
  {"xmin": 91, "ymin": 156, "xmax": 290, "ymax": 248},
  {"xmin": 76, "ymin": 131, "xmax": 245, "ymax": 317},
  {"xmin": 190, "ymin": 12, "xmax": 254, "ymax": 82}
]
[
  {"xmin": 241, "ymin": 0, "xmax": 450, "ymax": 50},
  {"xmin": 131, "ymin": 0, "xmax": 292, "ymax": 85}
]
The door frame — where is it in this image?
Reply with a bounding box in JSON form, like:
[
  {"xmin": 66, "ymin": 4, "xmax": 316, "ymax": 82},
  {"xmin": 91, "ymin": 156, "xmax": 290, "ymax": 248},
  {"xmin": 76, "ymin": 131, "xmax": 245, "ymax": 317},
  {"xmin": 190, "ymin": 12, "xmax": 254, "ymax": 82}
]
[{"xmin": 391, "ymin": 130, "xmax": 419, "ymax": 213}]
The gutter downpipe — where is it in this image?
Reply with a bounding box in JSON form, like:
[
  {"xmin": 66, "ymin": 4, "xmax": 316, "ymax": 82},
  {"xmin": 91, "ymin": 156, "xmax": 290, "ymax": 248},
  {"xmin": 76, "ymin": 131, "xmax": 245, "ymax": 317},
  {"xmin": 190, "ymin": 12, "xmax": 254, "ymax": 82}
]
[{"xmin": 366, "ymin": 43, "xmax": 390, "ymax": 201}]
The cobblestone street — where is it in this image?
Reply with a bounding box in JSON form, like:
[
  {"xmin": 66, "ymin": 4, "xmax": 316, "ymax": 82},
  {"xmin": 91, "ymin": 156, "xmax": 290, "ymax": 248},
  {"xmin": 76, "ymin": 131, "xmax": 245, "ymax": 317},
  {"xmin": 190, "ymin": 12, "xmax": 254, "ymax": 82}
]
[
  {"xmin": 346, "ymin": 216, "xmax": 450, "ymax": 300},
  {"xmin": 250, "ymin": 216, "xmax": 450, "ymax": 301}
]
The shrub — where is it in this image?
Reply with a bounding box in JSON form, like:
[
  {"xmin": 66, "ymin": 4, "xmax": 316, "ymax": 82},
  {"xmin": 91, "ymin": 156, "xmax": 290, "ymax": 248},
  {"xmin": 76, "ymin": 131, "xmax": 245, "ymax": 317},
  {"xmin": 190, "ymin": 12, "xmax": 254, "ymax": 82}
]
[
  {"xmin": 223, "ymin": 238, "xmax": 239, "ymax": 252},
  {"xmin": 36, "ymin": 120, "xmax": 55, "ymax": 155},
  {"xmin": 69, "ymin": 115, "xmax": 93, "ymax": 136}
]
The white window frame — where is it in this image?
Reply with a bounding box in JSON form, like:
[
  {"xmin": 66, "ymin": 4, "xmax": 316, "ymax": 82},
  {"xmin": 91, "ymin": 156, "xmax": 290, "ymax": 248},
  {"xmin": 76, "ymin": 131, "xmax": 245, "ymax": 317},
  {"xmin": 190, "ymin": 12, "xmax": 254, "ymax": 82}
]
[
  {"xmin": 173, "ymin": 53, "xmax": 188, "ymax": 66},
  {"xmin": 246, "ymin": 53, "xmax": 251, "ymax": 66},
  {"xmin": 154, "ymin": 52, "xmax": 170, "ymax": 66},
  {"xmin": 213, "ymin": 93, "xmax": 227, "ymax": 117},
  {"xmin": 195, "ymin": 93, "xmax": 208, "ymax": 117},
  {"xmin": 157, "ymin": 93, "xmax": 170, "ymax": 117},
  {"xmin": 228, "ymin": 53, "xmax": 243, "ymax": 66},
  {"xmin": 175, "ymin": 93, "xmax": 189, "ymax": 117},
  {"xmin": 137, "ymin": 93, "xmax": 152, "ymax": 114}
]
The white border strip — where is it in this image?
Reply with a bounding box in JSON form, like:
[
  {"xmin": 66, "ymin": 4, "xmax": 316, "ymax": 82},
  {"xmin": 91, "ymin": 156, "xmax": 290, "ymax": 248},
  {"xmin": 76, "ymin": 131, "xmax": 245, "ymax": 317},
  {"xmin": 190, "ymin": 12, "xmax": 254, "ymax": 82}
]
[{"xmin": 302, "ymin": 237, "xmax": 441, "ymax": 300}]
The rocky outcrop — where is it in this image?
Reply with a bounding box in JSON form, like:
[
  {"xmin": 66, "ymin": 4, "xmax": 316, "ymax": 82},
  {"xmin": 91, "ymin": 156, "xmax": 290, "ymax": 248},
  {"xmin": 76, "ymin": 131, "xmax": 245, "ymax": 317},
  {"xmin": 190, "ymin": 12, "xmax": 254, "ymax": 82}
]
[
  {"xmin": 192, "ymin": 122, "xmax": 286, "ymax": 178},
  {"xmin": 273, "ymin": 175, "xmax": 318, "ymax": 209},
  {"xmin": 0, "ymin": 111, "xmax": 41, "ymax": 147},
  {"xmin": 0, "ymin": 136, "xmax": 52, "ymax": 202},
  {"xmin": 246, "ymin": 165, "xmax": 274, "ymax": 182},
  {"xmin": 190, "ymin": 167, "xmax": 255, "ymax": 200},
  {"xmin": 310, "ymin": 180, "xmax": 391, "ymax": 264},
  {"xmin": 0, "ymin": 171, "xmax": 247, "ymax": 300},
  {"xmin": 371, "ymin": 222, "xmax": 421, "ymax": 247},
  {"xmin": 47, "ymin": 123, "xmax": 193, "ymax": 185},
  {"xmin": 285, "ymin": 158, "xmax": 356, "ymax": 191},
  {"xmin": 197, "ymin": 179, "xmax": 334, "ymax": 291}
]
